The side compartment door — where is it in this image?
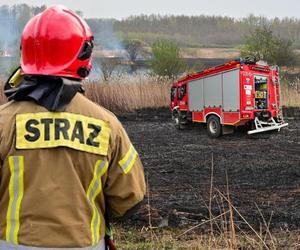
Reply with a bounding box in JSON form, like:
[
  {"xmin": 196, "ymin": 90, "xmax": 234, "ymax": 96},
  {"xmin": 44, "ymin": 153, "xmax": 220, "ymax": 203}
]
[
  {"xmin": 204, "ymin": 74, "xmax": 222, "ymax": 108},
  {"xmin": 188, "ymin": 78, "xmax": 204, "ymax": 112},
  {"xmin": 222, "ymin": 69, "xmax": 240, "ymax": 112}
]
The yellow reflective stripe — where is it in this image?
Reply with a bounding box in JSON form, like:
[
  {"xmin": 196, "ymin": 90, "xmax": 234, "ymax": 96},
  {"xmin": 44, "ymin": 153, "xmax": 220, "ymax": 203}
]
[
  {"xmin": 118, "ymin": 144, "xmax": 138, "ymax": 174},
  {"xmin": 87, "ymin": 160, "xmax": 108, "ymax": 245},
  {"xmin": 6, "ymin": 156, "xmax": 24, "ymax": 244}
]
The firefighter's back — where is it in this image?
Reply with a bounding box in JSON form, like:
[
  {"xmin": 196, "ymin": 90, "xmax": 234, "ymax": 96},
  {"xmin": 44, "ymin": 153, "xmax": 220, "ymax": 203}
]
[
  {"xmin": 0, "ymin": 5, "xmax": 145, "ymax": 249},
  {"xmin": 0, "ymin": 93, "xmax": 124, "ymax": 247}
]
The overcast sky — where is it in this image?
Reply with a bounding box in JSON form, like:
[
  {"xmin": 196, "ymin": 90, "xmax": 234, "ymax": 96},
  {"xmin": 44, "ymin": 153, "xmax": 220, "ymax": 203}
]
[{"xmin": 1, "ymin": 0, "xmax": 299, "ymax": 19}]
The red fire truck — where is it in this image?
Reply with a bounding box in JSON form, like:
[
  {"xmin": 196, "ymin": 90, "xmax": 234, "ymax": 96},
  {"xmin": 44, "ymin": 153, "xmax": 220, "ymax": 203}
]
[{"xmin": 170, "ymin": 58, "xmax": 288, "ymax": 137}]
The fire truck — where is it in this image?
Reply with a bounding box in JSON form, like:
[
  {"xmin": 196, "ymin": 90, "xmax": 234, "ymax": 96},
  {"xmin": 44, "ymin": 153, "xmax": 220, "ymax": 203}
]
[{"xmin": 170, "ymin": 58, "xmax": 288, "ymax": 137}]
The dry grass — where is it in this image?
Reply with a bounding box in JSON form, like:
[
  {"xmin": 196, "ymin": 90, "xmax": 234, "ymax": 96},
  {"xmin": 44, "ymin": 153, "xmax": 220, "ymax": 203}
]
[
  {"xmin": 113, "ymin": 225, "xmax": 300, "ymax": 250},
  {"xmin": 84, "ymin": 76, "xmax": 171, "ymax": 113},
  {"xmin": 181, "ymin": 47, "xmax": 240, "ymax": 59},
  {"xmin": 0, "ymin": 75, "xmax": 171, "ymax": 113},
  {"xmin": 281, "ymin": 83, "xmax": 300, "ymax": 107}
]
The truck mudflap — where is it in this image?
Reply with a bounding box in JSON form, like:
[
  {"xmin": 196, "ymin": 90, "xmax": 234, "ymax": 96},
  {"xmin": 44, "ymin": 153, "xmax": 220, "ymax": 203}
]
[{"xmin": 247, "ymin": 117, "xmax": 289, "ymax": 135}]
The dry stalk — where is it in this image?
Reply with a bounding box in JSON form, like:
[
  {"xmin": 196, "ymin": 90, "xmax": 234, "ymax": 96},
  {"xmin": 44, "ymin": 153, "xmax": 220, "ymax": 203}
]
[
  {"xmin": 198, "ymin": 194, "xmax": 221, "ymax": 233},
  {"xmin": 215, "ymin": 195, "xmax": 227, "ymax": 236},
  {"xmin": 145, "ymin": 172, "xmax": 160, "ymax": 245},
  {"xmin": 146, "ymin": 172, "xmax": 152, "ymax": 229},
  {"xmin": 225, "ymin": 171, "xmax": 237, "ymax": 249},
  {"xmin": 176, "ymin": 210, "xmax": 230, "ymax": 239},
  {"xmin": 234, "ymin": 222, "xmax": 263, "ymax": 249},
  {"xmin": 215, "ymin": 189, "xmax": 270, "ymax": 250},
  {"xmin": 254, "ymin": 203, "xmax": 276, "ymax": 249},
  {"xmin": 208, "ymin": 153, "xmax": 214, "ymax": 249}
]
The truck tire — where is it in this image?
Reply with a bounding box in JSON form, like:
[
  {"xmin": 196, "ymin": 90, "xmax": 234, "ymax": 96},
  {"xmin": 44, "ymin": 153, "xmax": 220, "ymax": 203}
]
[
  {"xmin": 173, "ymin": 111, "xmax": 185, "ymax": 130},
  {"xmin": 207, "ymin": 116, "xmax": 222, "ymax": 138}
]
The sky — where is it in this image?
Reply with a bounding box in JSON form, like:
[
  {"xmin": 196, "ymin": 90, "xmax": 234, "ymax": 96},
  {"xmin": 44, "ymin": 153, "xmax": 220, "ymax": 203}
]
[{"xmin": 1, "ymin": 0, "xmax": 299, "ymax": 19}]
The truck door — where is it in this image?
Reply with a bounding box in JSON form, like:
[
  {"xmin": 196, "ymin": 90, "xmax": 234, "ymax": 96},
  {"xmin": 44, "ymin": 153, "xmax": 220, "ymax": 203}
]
[
  {"xmin": 177, "ymin": 83, "xmax": 188, "ymax": 110},
  {"xmin": 170, "ymin": 86, "xmax": 177, "ymax": 109}
]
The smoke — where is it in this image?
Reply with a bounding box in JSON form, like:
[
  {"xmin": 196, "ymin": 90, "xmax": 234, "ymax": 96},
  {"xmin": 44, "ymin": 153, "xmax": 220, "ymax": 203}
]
[
  {"xmin": 86, "ymin": 18, "xmax": 126, "ymax": 80},
  {"xmin": 0, "ymin": 5, "xmax": 127, "ymax": 80},
  {"xmin": 0, "ymin": 5, "xmax": 19, "ymax": 54},
  {"xmin": 0, "ymin": 4, "xmax": 48, "ymax": 77},
  {"xmin": 87, "ymin": 19, "xmax": 124, "ymax": 50},
  {"xmin": 0, "ymin": 5, "xmax": 28, "ymax": 77},
  {"xmin": 88, "ymin": 59, "xmax": 102, "ymax": 81}
]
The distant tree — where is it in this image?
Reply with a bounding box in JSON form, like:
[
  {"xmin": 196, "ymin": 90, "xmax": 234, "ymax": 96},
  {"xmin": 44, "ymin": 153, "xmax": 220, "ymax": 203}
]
[
  {"xmin": 189, "ymin": 61, "xmax": 206, "ymax": 73},
  {"xmin": 15, "ymin": 4, "xmax": 33, "ymax": 33},
  {"xmin": 275, "ymin": 38, "xmax": 298, "ymax": 66},
  {"xmin": 32, "ymin": 5, "xmax": 47, "ymax": 15},
  {"xmin": 113, "ymin": 14, "xmax": 300, "ymax": 49},
  {"xmin": 75, "ymin": 10, "xmax": 83, "ymax": 17},
  {"xmin": 123, "ymin": 39, "xmax": 144, "ymax": 62},
  {"xmin": 100, "ymin": 58, "xmax": 120, "ymax": 81},
  {"xmin": 149, "ymin": 40, "xmax": 186, "ymax": 79},
  {"xmin": 240, "ymin": 26, "xmax": 297, "ymax": 66}
]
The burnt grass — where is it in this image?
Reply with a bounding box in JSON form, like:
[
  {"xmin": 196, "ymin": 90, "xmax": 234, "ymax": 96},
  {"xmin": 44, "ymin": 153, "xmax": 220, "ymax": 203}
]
[{"xmin": 118, "ymin": 108, "xmax": 300, "ymax": 231}]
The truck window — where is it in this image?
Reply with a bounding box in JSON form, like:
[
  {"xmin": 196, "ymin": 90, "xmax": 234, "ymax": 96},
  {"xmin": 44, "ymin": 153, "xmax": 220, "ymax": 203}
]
[
  {"xmin": 171, "ymin": 87, "xmax": 176, "ymax": 101},
  {"xmin": 178, "ymin": 85, "xmax": 186, "ymax": 100}
]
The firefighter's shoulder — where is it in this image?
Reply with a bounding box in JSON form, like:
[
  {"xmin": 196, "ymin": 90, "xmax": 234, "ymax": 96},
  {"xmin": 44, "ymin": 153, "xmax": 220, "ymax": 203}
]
[
  {"xmin": 67, "ymin": 93, "xmax": 128, "ymax": 150},
  {"xmin": 69, "ymin": 92, "xmax": 124, "ymax": 132},
  {"xmin": 0, "ymin": 100, "xmax": 17, "ymax": 113},
  {"xmin": 0, "ymin": 100, "xmax": 37, "ymax": 129}
]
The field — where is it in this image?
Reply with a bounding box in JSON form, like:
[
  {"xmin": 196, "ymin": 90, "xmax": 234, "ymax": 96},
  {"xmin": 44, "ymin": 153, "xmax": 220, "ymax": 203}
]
[
  {"xmin": 0, "ymin": 74, "xmax": 299, "ymax": 249},
  {"xmin": 116, "ymin": 108, "xmax": 300, "ymax": 249},
  {"xmin": 93, "ymin": 47, "xmax": 240, "ymax": 59}
]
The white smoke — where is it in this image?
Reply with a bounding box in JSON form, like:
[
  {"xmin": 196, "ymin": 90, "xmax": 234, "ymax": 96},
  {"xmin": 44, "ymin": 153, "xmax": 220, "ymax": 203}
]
[
  {"xmin": 0, "ymin": 5, "xmax": 22, "ymax": 77},
  {"xmin": 0, "ymin": 5, "xmax": 19, "ymax": 55}
]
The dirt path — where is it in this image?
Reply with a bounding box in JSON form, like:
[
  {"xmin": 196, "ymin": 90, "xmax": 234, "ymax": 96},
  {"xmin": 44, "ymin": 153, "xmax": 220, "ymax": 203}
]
[{"xmin": 120, "ymin": 109, "xmax": 300, "ymax": 230}]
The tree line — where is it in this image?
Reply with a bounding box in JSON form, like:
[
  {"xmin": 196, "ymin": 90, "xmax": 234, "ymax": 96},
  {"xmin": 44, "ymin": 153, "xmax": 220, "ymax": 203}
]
[
  {"xmin": 1, "ymin": 4, "xmax": 300, "ymax": 51},
  {"xmin": 0, "ymin": 4, "xmax": 299, "ymax": 80},
  {"xmin": 113, "ymin": 14, "xmax": 300, "ymax": 48}
]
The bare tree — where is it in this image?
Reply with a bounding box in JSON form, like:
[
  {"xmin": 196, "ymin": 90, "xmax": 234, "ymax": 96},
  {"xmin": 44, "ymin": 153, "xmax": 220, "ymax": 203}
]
[
  {"xmin": 100, "ymin": 58, "xmax": 120, "ymax": 81},
  {"xmin": 123, "ymin": 39, "xmax": 144, "ymax": 62}
]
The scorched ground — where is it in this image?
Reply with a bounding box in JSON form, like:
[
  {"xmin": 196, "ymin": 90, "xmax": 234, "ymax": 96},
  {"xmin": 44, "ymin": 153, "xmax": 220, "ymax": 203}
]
[{"xmin": 119, "ymin": 108, "xmax": 300, "ymax": 230}]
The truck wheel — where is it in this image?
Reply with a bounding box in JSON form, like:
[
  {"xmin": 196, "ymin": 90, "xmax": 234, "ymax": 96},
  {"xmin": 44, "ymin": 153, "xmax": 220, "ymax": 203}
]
[
  {"xmin": 173, "ymin": 111, "xmax": 185, "ymax": 130},
  {"xmin": 207, "ymin": 116, "xmax": 222, "ymax": 138}
]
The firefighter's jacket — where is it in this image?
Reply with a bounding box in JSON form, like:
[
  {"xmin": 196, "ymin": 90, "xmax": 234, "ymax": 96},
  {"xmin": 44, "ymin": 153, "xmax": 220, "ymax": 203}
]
[{"xmin": 0, "ymin": 93, "xmax": 146, "ymax": 248}]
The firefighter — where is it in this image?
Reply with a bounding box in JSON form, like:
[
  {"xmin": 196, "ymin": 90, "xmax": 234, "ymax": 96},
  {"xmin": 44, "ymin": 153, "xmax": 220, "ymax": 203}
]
[{"xmin": 0, "ymin": 5, "xmax": 146, "ymax": 249}]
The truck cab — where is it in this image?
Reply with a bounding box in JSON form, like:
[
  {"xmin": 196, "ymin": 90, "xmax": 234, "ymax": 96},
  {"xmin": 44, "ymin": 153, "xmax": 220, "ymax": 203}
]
[{"xmin": 170, "ymin": 82, "xmax": 189, "ymax": 129}]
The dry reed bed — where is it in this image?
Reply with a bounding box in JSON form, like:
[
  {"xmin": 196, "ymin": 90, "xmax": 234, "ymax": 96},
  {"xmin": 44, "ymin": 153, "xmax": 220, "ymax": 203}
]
[
  {"xmin": 281, "ymin": 85, "xmax": 300, "ymax": 107},
  {"xmin": 84, "ymin": 76, "xmax": 171, "ymax": 113},
  {"xmin": 0, "ymin": 76, "xmax": 299, "ymax": 112}
]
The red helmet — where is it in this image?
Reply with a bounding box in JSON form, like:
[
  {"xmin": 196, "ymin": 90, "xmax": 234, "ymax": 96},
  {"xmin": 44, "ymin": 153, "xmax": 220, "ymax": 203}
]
[{"xmin": 21, "ymin": 5, "xmax": 93, "ymax": 80}]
